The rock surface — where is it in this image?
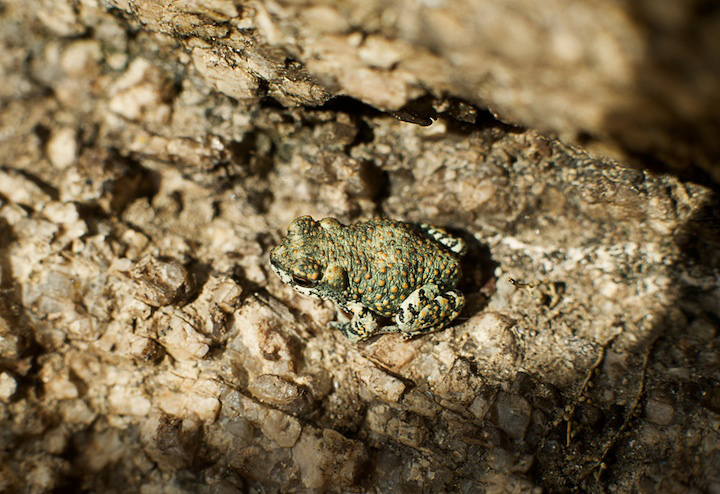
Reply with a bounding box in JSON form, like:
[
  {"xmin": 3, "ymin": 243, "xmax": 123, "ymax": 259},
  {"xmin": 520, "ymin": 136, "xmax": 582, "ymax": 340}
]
[{"xmin": 1, "ymin": 0, "xmax": 720, "ymax": 493}]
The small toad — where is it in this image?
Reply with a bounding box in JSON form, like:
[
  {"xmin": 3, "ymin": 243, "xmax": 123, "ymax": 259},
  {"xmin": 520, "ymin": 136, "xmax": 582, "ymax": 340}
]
[{"xmin": 270, "ymin": 216, "xmax": 466, "ymax": 342}]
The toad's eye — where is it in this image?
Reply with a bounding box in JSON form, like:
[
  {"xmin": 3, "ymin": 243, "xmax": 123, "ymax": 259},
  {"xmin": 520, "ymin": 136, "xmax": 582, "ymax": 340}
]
[
  {"xmin": 291, "ymin": 260, "xmax": 323, "ymax": 286},
  {"xmin": 292, "ymin": 274, "xmax": 316, "ymax": 287}
]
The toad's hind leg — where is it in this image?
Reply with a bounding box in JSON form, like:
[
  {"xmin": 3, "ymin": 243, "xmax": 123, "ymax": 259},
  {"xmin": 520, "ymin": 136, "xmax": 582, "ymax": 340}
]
[
  {"xmin": 395, "ymin": 283, "xmax": 465, "ymax": 339},
  {"xmin": 418, "ymin": 224, "xmax": 466, "ymax": 255}
]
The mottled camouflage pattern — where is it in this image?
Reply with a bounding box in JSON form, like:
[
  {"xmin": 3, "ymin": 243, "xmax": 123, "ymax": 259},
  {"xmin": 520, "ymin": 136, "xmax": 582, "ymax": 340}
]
[{"xmin": 270, "ymin": 216, "xmax": 465, "ymax": 341}]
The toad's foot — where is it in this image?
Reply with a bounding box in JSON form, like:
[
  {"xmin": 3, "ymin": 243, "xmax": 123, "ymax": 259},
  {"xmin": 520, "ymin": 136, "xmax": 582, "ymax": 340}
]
[
  {"xmin": 419, "ymin": 224, "xmax": 467, "ymax": 255},
  {"xmin": 394, "ymin": 283, "xmax": 464, "ymax": 339},
  {"xmin": 329, "ymin": 302, "xmax": 381, "ymax": 342}
]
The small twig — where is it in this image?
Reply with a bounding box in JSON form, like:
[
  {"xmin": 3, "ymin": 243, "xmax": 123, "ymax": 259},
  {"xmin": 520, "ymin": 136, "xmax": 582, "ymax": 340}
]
[
  {"xmin": 509, "ymin": 278, "xmax": 542, "ymax": 289},
  {"xmin": 579, "ymin": 338, "xmax": 656, "ymax": 480},
  {"xmin": 565, "ymin": 331, "xmax": 620, "ymax": 447},
  {"xmin": 509, "ymin": 278, "xmax": 564, "ymax": 309}
]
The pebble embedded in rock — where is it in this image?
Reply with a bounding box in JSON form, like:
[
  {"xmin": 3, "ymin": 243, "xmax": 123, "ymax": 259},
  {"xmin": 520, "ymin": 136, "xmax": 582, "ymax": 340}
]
[
  {"xmin": 47, "ymin": 127, "xmax": 77, "ymax": 169},
  {"xmin": 292, "ymin": 428, "xmax": 368, "ymax": 489},
  {"xmin": 0, "ymin": 372, "xmax": 17, "ymax": 400},
  {"xmin": 577, "ymin": 403, "xmax": 604, "ymax": 431},
  {"xmin": 355, "ymin": 364, "xmax": 406, "ymax": 402},
  {"xmin": 491, "ymin": 392, "xmax": 533, "ymax": 441},
  {"xmin": 248, "ymin": 373, "xmax": 305, "ymax": 407},
  {"xmin": 464, "ymin": 312, "xmax": 517, "ymax": 368},
  {"xmin": 645, "ymin": 392, "xmax": 675, "ymax": 426},
  {"xmin": 469, "ymin": 391, "xmax": 495, "ymax": 420},
  {"xmin": 131, "ymin": 256, "xmax": 196, "ymax": 306}
]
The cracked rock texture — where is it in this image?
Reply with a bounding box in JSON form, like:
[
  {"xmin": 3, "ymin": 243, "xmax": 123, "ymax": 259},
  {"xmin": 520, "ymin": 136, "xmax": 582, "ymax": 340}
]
[{"xmin": 2, "ymin": 0, "xmax": 720, "ymax": 493}]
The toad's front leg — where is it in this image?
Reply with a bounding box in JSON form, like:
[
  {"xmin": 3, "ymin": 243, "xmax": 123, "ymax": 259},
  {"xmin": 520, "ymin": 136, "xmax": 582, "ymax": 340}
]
[
  {"xmin": 395, "ymin": 283, "xmax": 465, "ymax": 339},
  {"xmin": 329, "ymin": 302, "xmax": 381, "ymax": 342}
]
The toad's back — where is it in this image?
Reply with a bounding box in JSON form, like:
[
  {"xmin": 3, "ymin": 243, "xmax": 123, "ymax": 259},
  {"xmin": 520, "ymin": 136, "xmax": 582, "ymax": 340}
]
[{"xmin": 325, "ymin": 218, "xmax": 462, "ymax": 316}]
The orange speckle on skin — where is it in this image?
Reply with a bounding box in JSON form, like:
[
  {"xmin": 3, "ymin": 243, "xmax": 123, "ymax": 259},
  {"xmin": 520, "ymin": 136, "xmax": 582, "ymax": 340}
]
[{"xmin": 273, "ymin": 217, "xmax": 465, "ymax": 341}]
